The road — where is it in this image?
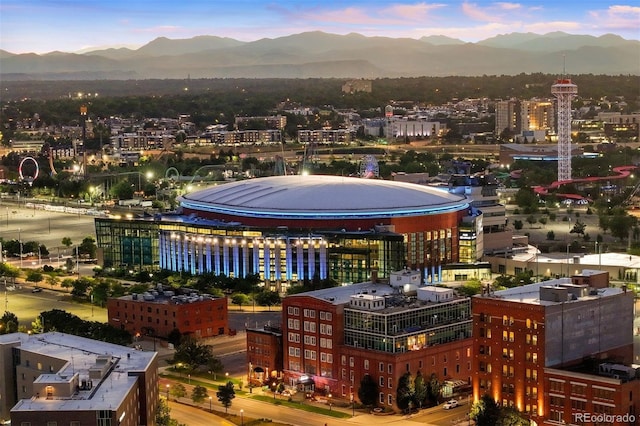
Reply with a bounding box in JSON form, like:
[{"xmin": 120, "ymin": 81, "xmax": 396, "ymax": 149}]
[{"xmin": 164, "ymin": 384, "xmax": 471, "ymax": 426}]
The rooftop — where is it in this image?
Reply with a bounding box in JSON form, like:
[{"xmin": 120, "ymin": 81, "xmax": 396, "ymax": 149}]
[
  {"xmin": 178, "ymin": 175, "xmax": 468, "ymax": 220},
  {"xmin": 2, "ymin": 332, "xmax": 156, "ymax": 413},
  {"xmin": 477, "ymin": 277, "xmax": 625, "ymax": 306}
]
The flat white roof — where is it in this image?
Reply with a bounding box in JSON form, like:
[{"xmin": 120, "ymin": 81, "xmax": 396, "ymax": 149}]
[{"xmin": 2, "ymin": 332, "xmax": 156, "ymax": 412}]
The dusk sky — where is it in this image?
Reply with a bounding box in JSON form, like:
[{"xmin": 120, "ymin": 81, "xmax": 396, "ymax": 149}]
[{"xmin": 1, "ymin": 0, "xmax": 639, "ymax": 54}]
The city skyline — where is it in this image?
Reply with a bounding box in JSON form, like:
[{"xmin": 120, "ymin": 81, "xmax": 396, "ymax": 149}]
[{"xmin": 1, "ymin": 0, "xmax": 638, "ymax": 54}]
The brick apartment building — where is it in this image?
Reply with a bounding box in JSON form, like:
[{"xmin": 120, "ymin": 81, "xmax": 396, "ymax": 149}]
[
  {"xmin": 251, "ymin": 270, "xmax": 473, "ymax": 411},
  {"xmin": 472, "ymin": 270, "xmax": 637, "ymax": 424},
  {"xmin": 107, "ymin": 287, "xmax": 228, "ymax": 339},
  {"xmin": 0, "ymin": 332, "xmax": 158, "ymax": 426}
]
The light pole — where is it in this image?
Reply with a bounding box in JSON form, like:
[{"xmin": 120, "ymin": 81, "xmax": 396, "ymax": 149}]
[
  {"xmin": 208, "ymin": 396, "xmax": 212, "ymax": 412},
  {"xmin": 166, "ymin": 384, "xmax": 170, "ymax": 400},
  {"xmin": 240, "ymin": 409, "xmax": 244, "ymax": 425},
  {"xmin": 328, "ymin": 393, "xmax": 332, "ymax": 411},
  {"xmin": 18, "ymin": 228, "xmax": 22, "ymax": 269},
  {"xmin": 272, "ymin": 383, "xmax": 277, "ymax": 400},
  {"xmin": 351, "ymin": 393, "xmax": 355, "ymax": 417},
  {"xmin": 566, "ymin": 243, "xmax": 570, "ymax": 277}
]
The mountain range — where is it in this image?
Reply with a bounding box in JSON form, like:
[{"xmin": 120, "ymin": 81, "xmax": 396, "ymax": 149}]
[{"xmin": 1, "ymin": 31, "xmax": 638, "ymax": 80}]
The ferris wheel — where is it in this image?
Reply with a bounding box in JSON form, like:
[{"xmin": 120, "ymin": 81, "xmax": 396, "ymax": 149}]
[{"xmin": 359, "ymin": 155, "xmax": 379, "ymax": 178}]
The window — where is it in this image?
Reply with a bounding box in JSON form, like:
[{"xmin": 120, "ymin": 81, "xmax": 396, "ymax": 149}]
[
  {"xmin": 349, "ymin": 357, "xmax": 354, "ymax": 367},
  {"xmin": 364, "ymin": 360, "xmax": 369, "ymax": 370},
  {"xmin": 379, "ymin": 362, "xmax": 384, "ymax": 372},
  {"xmin": 388, "ymin": 394, "xmax": 393, "ymax": 405},
  {"xmin": 388, "ymin": 364, "xmax": 392, "ymax": 374},
  {"xmin": 379, "ymin": 376, "xmax": 384, "ymax": 386}
]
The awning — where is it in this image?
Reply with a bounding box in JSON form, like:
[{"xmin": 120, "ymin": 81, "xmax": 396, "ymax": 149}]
[
  {"xmin": 297, "ymin": 376, "xmax": 314, "ymax": 384},
  {"xmin": 253, "ymin": 367, "xmax": 264, "ymax": 373}
]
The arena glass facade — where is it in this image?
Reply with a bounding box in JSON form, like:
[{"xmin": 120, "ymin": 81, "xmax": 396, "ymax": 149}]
[{"xmin": 95, "ymin": 216, "xmax": 405, "ymax": 288}]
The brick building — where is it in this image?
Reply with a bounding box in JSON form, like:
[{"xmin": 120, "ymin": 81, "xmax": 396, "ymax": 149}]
[
  {"xmin": 0, "ymin": 332, "xmax": 158, "ymax": 426},
  {"xmin": 270, "ymin": 272, "xmax": 473, "ymax": 411},
  {"xmin": 246, "ymin": 325, "xmax": 283, "ymax": 386},
  {"xmin": 107, "ymin": 287, "xmax": 228, "ymax": 339},
  {"xmin": 472, "ymin": 271, "xmax": 635, "ymax": 423}
]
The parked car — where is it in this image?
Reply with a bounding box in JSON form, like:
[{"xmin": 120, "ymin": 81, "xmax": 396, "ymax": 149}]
[
  {"xmin": 281, "ymin": 390, "xmax": 291, "ymax": 397},
  {"xmin": 31, "ymin": 287, "xmax": 42, "ymax": 293},
  {"xmin": 443, "ymin": 399, "xmax": 459, "ymax": 409}
]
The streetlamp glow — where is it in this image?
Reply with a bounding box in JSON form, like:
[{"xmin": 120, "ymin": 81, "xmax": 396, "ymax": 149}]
[
  {"xmin": 240, "ymin": 409, "xmax": 244, "ymax": 425},
  {"xmin": 165, "ymin": 384, "xmax": 170, "ymax": 400},
  {"xmin": 208, "ymin": 396, "xmax": 212, "ymax": 412}
]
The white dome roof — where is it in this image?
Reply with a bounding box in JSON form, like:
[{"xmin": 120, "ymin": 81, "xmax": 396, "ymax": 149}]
[{"xmin": 179, "ymin": 175, "xmax": 467, "ymax": 220}]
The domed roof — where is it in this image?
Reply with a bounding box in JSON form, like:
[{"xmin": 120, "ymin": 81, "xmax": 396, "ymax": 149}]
[{"xmin": 179, "ymin": 175, "xmax": 467, "ymax": 220}]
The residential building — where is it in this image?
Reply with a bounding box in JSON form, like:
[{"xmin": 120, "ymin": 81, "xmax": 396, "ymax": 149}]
[
  {"xmin": 472, "ymin": 272, "xmax": 634, "ymax": 423},
  {"xmin": 107, "ymin": 286, "xmax": 228, "ymax": 339},
  {"xmin": 277, "ymin": 272, "xmax": 473, "ymax": 410},
  {"xmin": 0, "ymin": 332, "xmax": 158, "ymax": 426}
]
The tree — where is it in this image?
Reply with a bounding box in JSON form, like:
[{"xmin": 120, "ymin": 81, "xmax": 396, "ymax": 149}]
[
  {"xmin": 472, "ymin": 394, "xmax": 502, "ymax": 426},
  {"xmin": 170, "ymin": 383, "xmax": 187, "ymax": 400},
  {"xmin": 45, "ymin": 275, "xmax": 59, "ymax": 288},
  {"xmin": 570, "ymin": 220, "xmax": 586, "ymax": 235},
  {"xmin": 0, "ymin": 311, "xmax": 19, "ymax": 334},
  {"xmin": 425, "ymin": 373, "xmax": 441, "ymax": 407},
  {"xmin": 207, "ymin": 357, "xmax": 224, "ymax": 381},
  {"xmin": 358, "ymin": 374, "xmax": 379, "ymax": 407},
  {"xmin": 171, "ymin": 336, "xmax": 214, "ymax": 372},
  {"xmin": 78, "ymin": 236, "xmax": 97, "ymax": 258},
  {"xmin": 526, "ymin": 215, "xmax": 537, "ymax": 228},
  {"xmin": 413, "ymin": 371, "xmax": 427, "ymax": 409},
  {"xmin": 61, "ymin": 237, "xmax": 73, "ymax": 250},
  {"xmin": 216, "ymin": 381, "xmax": 235, "ymax": 413},
  {"xmin": 25, "ymin": 270, "xmax": 43, "ymax": 286},
  {"xmin": 253, "ymin": 290, "xmax": 281, "ymax": 311},
  {"xmin": 457, "ymin": 278, "xmax": 483, "ymax": 296},
  {"xmin": 231, "ymin": 293, "xmax": 250, "ymax": 310},
  {"xmin": 513, "ymin": 220, "xmax": 523, "ymax": 230},
  {"xmin": 191, "ymin": 385, "xmax": 208, "ymax": 404},
  {"xmin": 546, "ymin": 230, "xmax": 555, "ymax": 240},
  {"xmin": 396, "ymin": 372, "xmax": 415, "ymax": 411},
  {"xmin": 538, "ymin": 217, "xmax": 547, "ymax": 227}
]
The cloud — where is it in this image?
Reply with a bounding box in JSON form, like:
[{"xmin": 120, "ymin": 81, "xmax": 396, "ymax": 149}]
[
  {"xmin": 589, "ymin": 5, "xmax": 640, "ymax": 31},
  {"xmin": 525, "ymin": 21, "xmax": 582, "ymax": 33},
  {"xmin": 275, "ymin": 2, "xmax": 446, "ymax": 26},
  {"xmin": 462, "ymin": 1, "xmax": 537, "ymax": 23}
]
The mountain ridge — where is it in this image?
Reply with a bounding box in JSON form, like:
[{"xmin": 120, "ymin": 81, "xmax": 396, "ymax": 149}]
[{"xmin": 2, "ymin": 31, "xmax": 638, "ymax": 79}]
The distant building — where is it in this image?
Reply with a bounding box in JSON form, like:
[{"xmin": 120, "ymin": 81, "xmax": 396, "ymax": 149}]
[
  {"xmin": 0, "ymin": 332, "xmax": 158, "ymax": 426},
  {"xmin": 342, "ymin": 80, "xmax": 372, "ymax": 94},
  {"xmin": 107, "ymin": 287, "xmax": 228, "ymax": 339},
  {"xmin": 499, "ymin": 143, "xmax": 583, "ymax": 166}
]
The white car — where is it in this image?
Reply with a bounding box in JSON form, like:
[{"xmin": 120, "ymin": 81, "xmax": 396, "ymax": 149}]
[{"xmin": 443, "ymin": 399, "xmax": 459, "ymax": 409}]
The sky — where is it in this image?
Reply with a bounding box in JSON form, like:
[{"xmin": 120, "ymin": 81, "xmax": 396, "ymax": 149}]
[{"xmin": 1, "ymin": 0, "xmax": 639, "ymax": 54}]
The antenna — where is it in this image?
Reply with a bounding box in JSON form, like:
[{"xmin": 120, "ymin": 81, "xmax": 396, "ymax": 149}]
[{"xmin": 562, "ymin": 54, "xmax": 566, "ymax": 77}]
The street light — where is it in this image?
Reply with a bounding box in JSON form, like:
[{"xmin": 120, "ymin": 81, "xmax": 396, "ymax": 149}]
[
  {"xmin": 208, "ymin": 396, "xmax": 212, "ymax": 412},
  {"xmin": 165, "ymin": 384, "xmax": 170, "ymax": 400},
  {"xmin": 351, "ymin": 393, "xmax": 355, "ymax": 417},
  {"xmin": 240, "ymin": 409, "xmax": 244, "ymax": 425},
  {"xmin": 328, "ymin": 393, "xmax": 332, "ymax": 411},
  {"xmin": 272, "ymin": 382, "xmax": 277, "ymax": 400}
]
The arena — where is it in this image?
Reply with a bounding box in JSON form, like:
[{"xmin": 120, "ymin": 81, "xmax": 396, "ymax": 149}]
[{"xmin": 96, "ymin": 175, "xmax": 470, "ymax": 289}]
